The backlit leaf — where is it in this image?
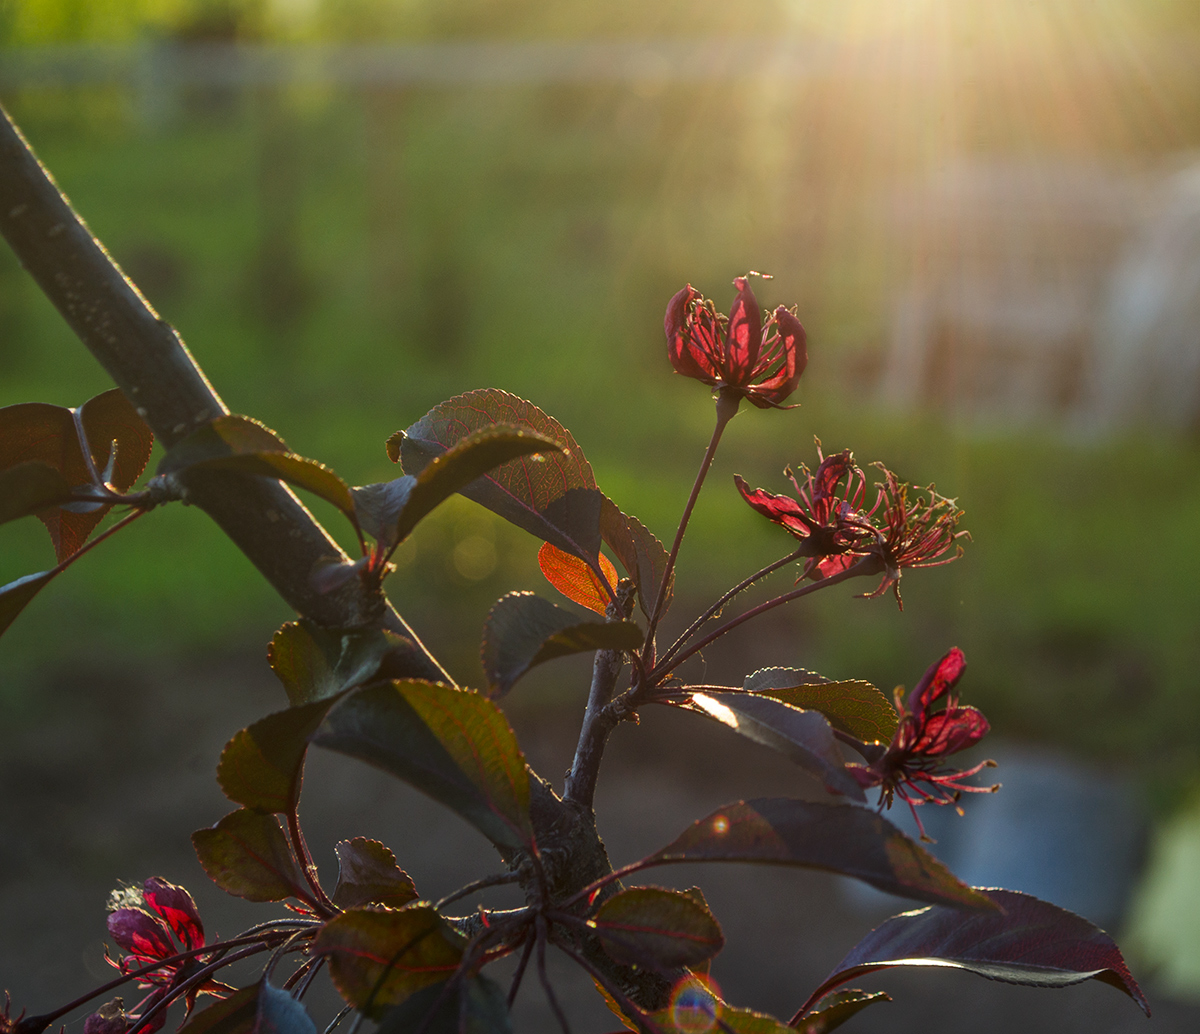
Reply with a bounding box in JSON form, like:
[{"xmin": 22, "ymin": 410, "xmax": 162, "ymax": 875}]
[
  {"xmin": 332, "ymin": 838, "xmax": 418, "ymax": 910},
  {"xmin": 642, "ymin": 798, "xmax": 995, "ymax": 911},
  {"xmin": 679, "ymin": 692, "xmax": 866, "ymax": 801},
  {"xmin": 397, "ymin": 389, "xmax": 604, "ymax": 565},
  {"xmin": 600, "ymin": 497, "xmax": 671, "ymax": 619},
  {"xmin": 481, "ymin": 591, "xmax": 643, "ymax": 697},
  {"xmin": 313, "ymin": 681, "xmax": 533, "ymax": 850},
  {"xmin": 314, "ymin": 905, "xmax": 466, "ymax": 1014},
  {"xmin": 790, "ymin": 990, "xmax": 890, "ymax": 1034},
  {"xmin": 538, "ymin": 542, "xmax": 618, "ymax": 614},
  {"xmin": 176, "ymin": 985, "xmax": 259, "ymax": 1034},
  {"xmin": 797, "ymin": 888, "xmax": 1150, "ymax": 1019},
  {"xmin": 592, "ymin": 886, "xmax": 724, "ymax": 970},
  {"xmin": 257, "ymin": 981, "xmax": 318, "ymax": 1034},
  {"xmin": 0, "ymin": 461, "xmax": 74, "ymax": 524},
  {"xmin": 745, "ymin": 668, "xmax": 898, "ymax": 744},
  {"xmin": 375, "ymin": 976, "xmax": 512, "ymax": 1034},
  {"xmin": 0, "ymin": 570, "xmax": 58, "ymax": 639},
  {"xmin": 268, "ymin": 620, "xmax": 442, "ymax": 705},
  {"xmin": 192, "ymin": 808, "xmax": 308, "ymax": 903},
  {"xmin": 216, "ymin": 699, "xmax": 336, "ymax": 813}
]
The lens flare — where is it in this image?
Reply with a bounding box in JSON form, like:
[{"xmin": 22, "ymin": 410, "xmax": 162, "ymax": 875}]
[{"xmin": 669, "ymin": 975, "xmax": 722, "ymax": 1034}]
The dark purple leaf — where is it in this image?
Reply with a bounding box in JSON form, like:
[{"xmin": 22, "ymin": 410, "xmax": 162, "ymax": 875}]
[
  {"xmin": 797, "ymin": 888, "xmax": 1149, "ymax": 1019},
  {"xmin": 745, "ymin": 668, "xmax": 898, "ymax": 745},
  {"xmin": 332, "ymin": 838, "xmax": 418, "ymax": 910},
  {"xmin": 0, "ymin": 569, "xmax": 58, "ymax": 639},
  {"xmin": 592, "ymin": 885, "xmax": 724, "ymax": 971},
  {"xmin": 313, "ymin": 906, "xmax": 466, "ymax": 1015},
  {"xmin": 313, "ymin": 680, "xmax": 533, "ymax": 850},
  {"xmin": 396, "ymin": 389, "xmax": 604, "ymax": 563},
  {"xmin": 675, "ymin": 692, "xmax": 865, "ymax": 800},
  {"xmin": 791, "ymin": 990, "xmax": 890, "ymax": 1034},
  {"xmin": 642, "ymin": 799, "xmax": 994, "ymax": 911},
  {"xmin": 176, "ymin": 985, "xmax": 258, "ymax": 1034},
  {"xmin": 267, "ymin": 619, "xmax": 441, "ymax": 705},
  {"xmin": 191, "ymin": 808, "xmax": 308, "ymax": 903},
  {"xmin": 0, "ymin": 461, "xmax": 75, "ymax": 524},
  {"xmin": 216, "ymin": 699, "xmax": 336, "ymax": 813},
  {"xmin": 600, "ymin": 496, "xmax": 671, "ymax": 619},
  {"xmin": 481, "ymin": 591, "xmax": 643, "ymax": 697},
  {"xmin": 375, "ymin": 976, "xmax": 512, "ymax": 1034}
]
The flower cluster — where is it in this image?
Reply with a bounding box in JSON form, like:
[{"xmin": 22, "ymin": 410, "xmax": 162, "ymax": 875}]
[
  {"xmin": 665, "ymin": 275, "xmax": 807, "ymax": 409},
  {"xmin": 848, "ymin": 648, "xmax": 998, "ymax": 839}
]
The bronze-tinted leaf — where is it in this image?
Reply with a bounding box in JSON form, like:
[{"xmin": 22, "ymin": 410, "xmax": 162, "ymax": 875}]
[
  {"xmin": 0, "ymin": 569, "xmax": 58, "ymax": 639},
  {"xmin": 314, "ymin": 906, "xmax": 466, "ymax": 1014},
  {"xmin": 600, "ymin": 496, "xmax": 671, "ymax": 619},
  {"xmin": 332, "ymin": 838, "xmax": 418, "ymax": 910},
  {"xmin": 268, "ymin": 620, "xmax": 441, "ymax": 705},
  {"xmin": 313, "ymin": 681, "xmax": 533, "ymax": 850},
  {"xmin": 537, "ymin": 542, "xmax": 618, "ymax": 615},
  {"xmin": 0, "ymin": 461, "xmax": 74, "ymax": 525},
  {"xmin": 375, "ymin": 976, "xmax": 512, "ymax": 1034},
  {"xmin": 397, "ymin": 389, "xmax": 604, "ymax": 564},
  {"xmin": 192, "ymin": 808, "xmax": 308, "ymax": 903},
  {"xmin": 643, "ymin": 798, "xmax": 995, "ymax": 911},
  {"xmin": 791, "ymin": 990, "xmax": 890, "ymax": 1034},
  {"xmin": 796, "ymin": 888, "xmax": 1150, "ymax": 1020},
  {"xmin": 216, "ymin": 699, "xmax": 336, "ymax": 813},
  {"xmin": 745, "ymin": 668, "xmax": 898, "ymax": 744},
  {"xmin": 679, "ymin": 692, "xmax": 865, "ymax": 800},
  {"xmin": 592, "ymin": 886, "xmax": 724, "ymax": 971},
  {"xmin": 482, "ymin": 591, "xmax": 643, "ymax": 697}
]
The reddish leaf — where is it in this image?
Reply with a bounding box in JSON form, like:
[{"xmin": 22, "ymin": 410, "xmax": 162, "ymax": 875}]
[
  {"xmin": 796, "ymin": 888, "xmax": 1150, "ymax": 1019},
  {"xmin": 313, "ymin": 680, "xmax": 533, "ymax": 850},
  {"xmin": 216, "ymin": 699, "xmax": 335, "ymax": 813},
  {"xmin": 313, "ymin": 905, "xmax": 466, "ymax": 1014},
  {"xmin": 677, "ymin": 692, "xmax": 866, "ymax": 800},
  {"xmin": 592, "ymin": 886, "xmax": 724, "ymax": 971},
  {"xmin": 0, "ymin": 569, "xmax": 58, "ymax": 639},
  {"xmin": 192, "ymin": 808, "xmax": 308, "ymax": 903},
  {"xmin": 332, "ymin": 838, "xmax": 418, "ymax": 910},
  {"xmin": 396, "ymin": 389, "xmax": 604, "ymax": 565},
  {"xmin": 642, "ymin": 798, "xmax": 995, "ymax": 911},
  {"xmin": 0, "ymin": 389, "xmax": 153, "ymax": 561},
  {"xmin": 600, "ymin": 496, "xmax": 671, "ymax": 619},
  {"xmin": 538, "ymin": 542, "xmax": 619, "ymax": 614},
  {"xmin": 0, "ymin": 461, "xmax": 75, "ymax": 524},
  {"xmin": 790, "ymin": 990, "xmax": 890, "ymax": 1034},
  {"xmin": 745, "ymin": 668, "xmax": 899, "ymax": 744},
  {"xmin": 482, "ymin": 591, "xmax": 644, "ymax": 697}
]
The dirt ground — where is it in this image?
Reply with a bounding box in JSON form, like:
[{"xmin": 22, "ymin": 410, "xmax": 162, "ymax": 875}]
[{"xmin": 1, "ymin": 653, "xmax": 1194, "ymax": 1034}]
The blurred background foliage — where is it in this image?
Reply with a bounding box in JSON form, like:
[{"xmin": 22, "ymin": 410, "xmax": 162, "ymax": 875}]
[{"xmin": 3, "ymin": 0, "xmax": 1200, "ymax": 806}]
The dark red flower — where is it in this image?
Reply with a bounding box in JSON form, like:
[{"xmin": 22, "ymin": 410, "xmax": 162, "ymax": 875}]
[
  {"xmin": 665, "ymin": 275, "xmax": 807, "ymax": 408},
  {"xmin": 862, "ymin": 466, "xmax": 968, "ymax": 610},
  {"xmin": 848, "ymin": 648, "xmax": 998, "ymax": 840},
  {"xmin": 105, "ymin": 878, "xmax": 231, "ymax": 1030},
  {"xmin": 734, "ymin": 443, "xmax": 876, "ymax": 579}
]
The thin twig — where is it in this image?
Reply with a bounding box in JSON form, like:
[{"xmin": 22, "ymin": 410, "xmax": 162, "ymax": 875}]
[
  {"xmin": 547, "ymin": 935, "xmax": 663, "ymax": 1034},
  {"xmin": 507, "ymin": 934, "xmax": 536, "ymax": 1009},
  {"xmin": 433, "ymin": 871, "xmax": 520, "ymax": 911},
  {"xmin": 535, "ymin": 917, "xmax": 572, "ymax": 1034},
  {"xmin": 322, "ymin": 1005, "xmax": 353, "ymax": 1034},
  {"xmin": 286, "ymin": 808, "xmax": 336, "ymax": 915}
]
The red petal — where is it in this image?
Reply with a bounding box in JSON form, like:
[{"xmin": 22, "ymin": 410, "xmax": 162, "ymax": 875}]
[
  {"xmin": 142, "ymin": 877, "xmax": 205, "ymax": 951},
  {"xmin": 107, "ymin": 908, "xmax": 174, "ymax": 962},
  {"xmin": 725, "ymin": 276, "xmax": 763, "ymax": 384},
  {"xmin": 905, "ymin": 648, "xmax": 966, "ymax": 717},
  {"xmin": 733, "ymin": 475, "xmax": 814, "ymax": 538},
  {"xmin": 913, "ymin": 706, "xmax": 990, "ymax": 757}
]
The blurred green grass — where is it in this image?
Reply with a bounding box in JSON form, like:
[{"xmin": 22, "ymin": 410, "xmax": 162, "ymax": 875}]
[{"xmin": 1, "ymin": 69, "xmax": 1199, "ymax": 803}]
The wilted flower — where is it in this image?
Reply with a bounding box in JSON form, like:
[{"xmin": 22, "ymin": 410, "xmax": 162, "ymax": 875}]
[
  {"xmin": 734, "ymin": 443, "xmax": 876, "ymax": 579},
  {"xmin": 862, "ymin": 466, "xmax": 967, "ymax": 610},
  {"xmin": 665, "ymin": 275, "xmax": 807, "ymax": 409},
  {"xmin": 105, "ymin": 878, "xmax": 231, "ymax": 1032},
  {"xmin": 83, "ymin": 1000, "xmax": 128, "ymax": 1034},
  {"xmin": 848, "ymin": 648, "xmax": 998, "ymax": 840}
]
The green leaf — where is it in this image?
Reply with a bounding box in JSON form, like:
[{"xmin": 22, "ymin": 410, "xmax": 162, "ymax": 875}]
[
  {"xmin": 0, "ymin": 389, "xmax": 153, "ymax": 561},
  {"xmin": 192, "ymin": 808, "xmax": 309, "ymax": 902},
  {"xmin": 678, "ymin": 691, "xmax": 866, "ymax": 800},
  {"xmin": 268, "ymin": 620, "xmax": 443, "ymax": 704},
  {"xmin": 332, "ymin": 838, "xmax": 418, "ymax": 910},
  {"xmin": 397, "ymin": 389, "xmax": 604, "ymax": 564},
  {"xmin": 0, "ymin": 569, "xmax": 58, "ymax": 639},
  {"xmin": 592, "ymin": 886, "xmax": 724, "ymax": 971},
  {"xmin": 481, "ymin": 591, "xmax": 643, "ymax": 697},
  {"xmin": 791, "ymin": 990, "xmax": 890, "ymax": 1034},
  {"xmin": 314, "ymin": 905, "xmax": 466, "ymax": 1014},
  {"xmin": 600, "ymin": 496, "xmax": 671, "ymax": 619},
  {"xmin": 313, "ymin": 680, "xmax": 533, "ymax": 850},
  {"xmin": 375, "ymin": 976, "xmax": 512, "ymax": 1034},
  {"xmin": 643, "ymin": 798, "xmax": 996, "ymax": 911},
  {"xmin": 216, "ymin": 699, "xmax": 336, "ymax": 813},
  {"xmin": 176, "ymin": 985, "xmax": 259, "ymax": 1034},
  {"xmin": 745, "ymin": 668, "xmax": 898, "ymax": 744},
  {"xmin": 0, "ymin": 461, "xmax": 74, "ymax": 524}
]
